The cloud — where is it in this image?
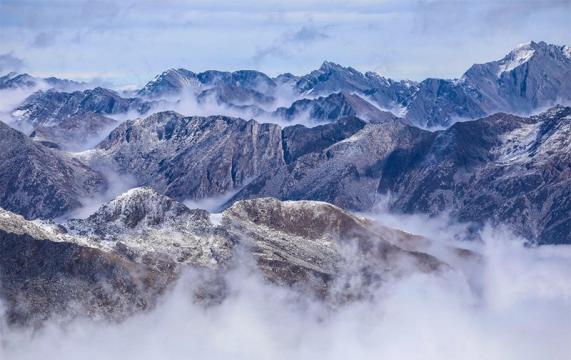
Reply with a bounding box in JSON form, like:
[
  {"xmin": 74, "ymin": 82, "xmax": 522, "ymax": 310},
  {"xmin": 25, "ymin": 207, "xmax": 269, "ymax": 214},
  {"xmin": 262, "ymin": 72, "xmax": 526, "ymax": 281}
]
[
  {"xmin": 60, "ymin": 165, "xmax": 138, "ymax": 220},
  {"xmin": 0, "ymin": 53, "xmax": 25, "ymax": 73},
  {"xmin": 30, "ymin": 31, "xmax": 58, "ymax": 48},
  {"xmin": 253, "ymin": 24, "xmax": 330, "ymax": 63},
  {"xmin": 290, "ymin": 25, "xmax": 329, "ymax": 42}
]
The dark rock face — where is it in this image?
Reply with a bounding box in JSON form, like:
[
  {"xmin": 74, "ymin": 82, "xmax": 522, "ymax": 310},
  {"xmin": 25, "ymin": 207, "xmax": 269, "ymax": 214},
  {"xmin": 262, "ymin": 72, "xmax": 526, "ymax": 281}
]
[
  {"xmin": 29, "ymin": 113, "xmax": 118, "ymax": 151},
  {"xmin": 403, "ymin": 78, "xmax": 487, "ymax": 128},
  {"xmin": 231, "ymin": 107, "xmax": 571, "ymax": 244},
  {"xmin": 281, "ymin": 116, "xmax": 367, "ymax": 163},
  {"xmin": 0, "ymin": 121, "xmax": 106, "ymax": 219}
]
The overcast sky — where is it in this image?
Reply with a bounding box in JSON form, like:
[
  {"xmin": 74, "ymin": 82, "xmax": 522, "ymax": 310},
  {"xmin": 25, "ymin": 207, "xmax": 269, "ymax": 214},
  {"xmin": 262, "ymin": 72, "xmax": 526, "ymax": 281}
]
[{"xmin": 0, "ymin": 0, "xmax": 570, "ymax": 87}]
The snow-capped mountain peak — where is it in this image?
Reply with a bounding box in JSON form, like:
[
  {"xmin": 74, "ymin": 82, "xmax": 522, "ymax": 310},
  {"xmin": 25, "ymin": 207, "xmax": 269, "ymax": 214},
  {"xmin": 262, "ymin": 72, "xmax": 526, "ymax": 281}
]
[{"xmin": 497, "ymin": 41, "xmax": 537, "ymax": 74}]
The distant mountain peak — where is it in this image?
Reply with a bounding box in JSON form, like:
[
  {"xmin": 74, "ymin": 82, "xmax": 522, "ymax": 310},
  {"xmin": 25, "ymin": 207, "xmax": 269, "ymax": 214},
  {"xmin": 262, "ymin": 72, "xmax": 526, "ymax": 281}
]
[
  {"xmin": 494, "ymin": 40, "xmax": 571, "ymax": 76},
  {"xmin": 138, "ymin": 68, "xmax": 200, "ymax": 97},
  {"xmin": 319, "ymin": 61, "xmax": 360, "ymax": 74},
  {"xmin": 320, "ymin": 60, "xmax": 342, "ymax": 70}
]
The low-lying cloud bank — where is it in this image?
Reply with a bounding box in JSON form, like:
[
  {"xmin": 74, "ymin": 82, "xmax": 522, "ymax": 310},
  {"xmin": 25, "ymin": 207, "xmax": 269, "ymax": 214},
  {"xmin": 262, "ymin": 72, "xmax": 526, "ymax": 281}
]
[{"xmin": 1, "ymin": 212, "xmax": 570, "ymax": 360}]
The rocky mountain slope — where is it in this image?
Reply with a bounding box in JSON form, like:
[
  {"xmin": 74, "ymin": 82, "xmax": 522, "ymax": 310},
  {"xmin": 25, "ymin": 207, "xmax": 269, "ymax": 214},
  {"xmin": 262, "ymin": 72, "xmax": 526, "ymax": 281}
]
[
  {"xmin": 463, "ymin": 41, "xmax": 571, "ymax": 114},
  {"xmin": 380, "ymin": 106, "xmax": 571, "ymax": 244},
  {"xmin": 0, "ymin": 206, "xmax": 174, "ymax": 326},
  {"xmin": 92, "ymin": 112, "xmax": 285, "ymax": 201},
  {"xmin": 0, "ymin": 121, "xmax": 106, "ymax": 219},
  {"xmin": 231, "ymin": 106, "xmax": 571, "ymax": 244},
  {"xmin": 0, "ymin": 190, "xmax": 461, "ymax": 325}
]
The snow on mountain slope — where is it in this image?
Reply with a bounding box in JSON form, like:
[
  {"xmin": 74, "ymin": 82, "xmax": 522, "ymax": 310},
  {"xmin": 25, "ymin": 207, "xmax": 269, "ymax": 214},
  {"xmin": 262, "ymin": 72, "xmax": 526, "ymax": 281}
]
[{"xmin": 497, "ymin": 42, "xmax": 537, "ymax": 74}]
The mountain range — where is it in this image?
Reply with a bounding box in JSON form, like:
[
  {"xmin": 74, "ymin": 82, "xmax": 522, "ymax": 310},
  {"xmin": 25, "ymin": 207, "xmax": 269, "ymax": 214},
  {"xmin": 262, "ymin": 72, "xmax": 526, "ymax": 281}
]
[
  {"xmin": 0, "ymin": 40, "xmax": 570, "ymax": 326},
  {"xmin": 4, "ymin": 41, "xmax": 570, "ymax": 135}
]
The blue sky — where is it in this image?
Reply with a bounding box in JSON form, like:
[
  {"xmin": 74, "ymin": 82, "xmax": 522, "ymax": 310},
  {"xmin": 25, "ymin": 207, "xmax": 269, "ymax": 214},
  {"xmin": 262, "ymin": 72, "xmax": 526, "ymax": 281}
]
[{"xmin": 0, "ymin": 0, "xmax": 570, "ymax": 87}]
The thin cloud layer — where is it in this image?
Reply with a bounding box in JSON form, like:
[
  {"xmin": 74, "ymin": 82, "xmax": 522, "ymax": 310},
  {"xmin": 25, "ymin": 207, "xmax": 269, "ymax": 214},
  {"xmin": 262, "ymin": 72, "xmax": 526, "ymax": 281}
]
[
  {"xmin": 0, "ymin": 52, "xmax": 25, "ymax": 73},
  {"xmin": 253, "ymin": 24, "xmax": 331, "ymax": 63}
]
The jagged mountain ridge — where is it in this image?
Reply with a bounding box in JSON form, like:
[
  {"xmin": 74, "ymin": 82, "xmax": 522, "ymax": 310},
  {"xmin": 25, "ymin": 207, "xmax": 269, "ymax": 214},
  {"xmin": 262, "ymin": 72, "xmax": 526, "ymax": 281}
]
[
  {"xmin": 0, "ymin": 112, "xmax": 365, "ymax": 221},
  {"xmin": 0, "ymin": 71, "xmax": 84, "ymax": 91},
  {"xmin": 4, "ymin": 40, "xmax": 569, "ymax": 132},
  {"xmin": 135, "ymin": 41, "xmax": 571, "ymax": 128},
  {"xmin": 92, "ymin": 112, "xmax": 286, "ymax": 201}
]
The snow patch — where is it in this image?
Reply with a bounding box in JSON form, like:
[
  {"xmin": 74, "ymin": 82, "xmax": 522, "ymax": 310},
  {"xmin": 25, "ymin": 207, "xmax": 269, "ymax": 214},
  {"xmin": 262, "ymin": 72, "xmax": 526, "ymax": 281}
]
[
  {"xmin": 496, "ymin": 122, "xmax": 540, "ymax": 164},
  {"xmin": 497, "ymin": 43, "xmax": 535, "ymax": 75},
  {"xmin": 563, "ymin": 45, "xmax": 571, "ymax": 60}
]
